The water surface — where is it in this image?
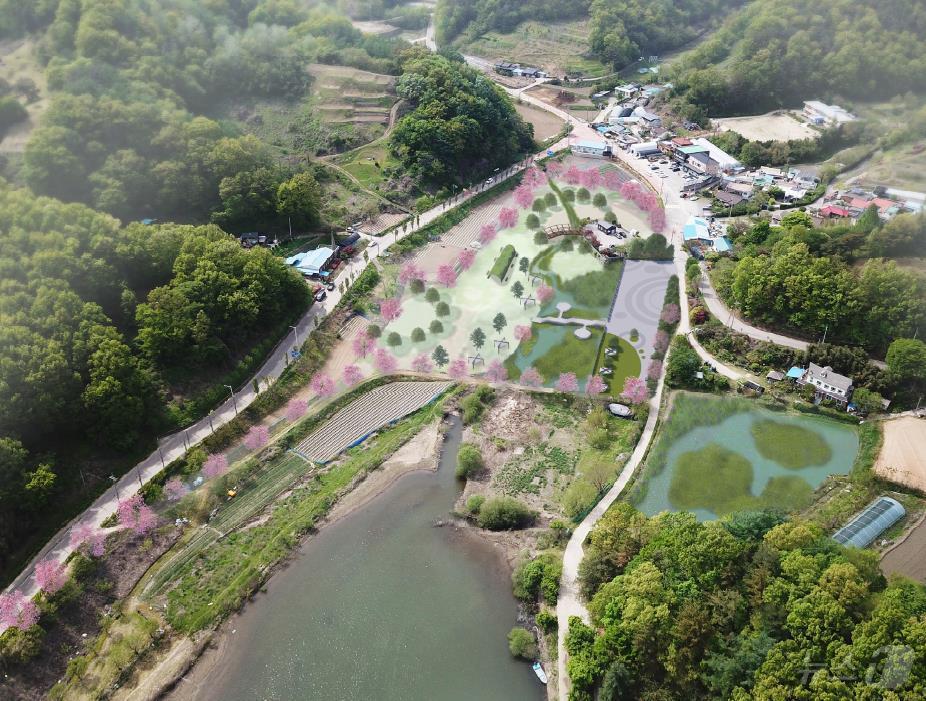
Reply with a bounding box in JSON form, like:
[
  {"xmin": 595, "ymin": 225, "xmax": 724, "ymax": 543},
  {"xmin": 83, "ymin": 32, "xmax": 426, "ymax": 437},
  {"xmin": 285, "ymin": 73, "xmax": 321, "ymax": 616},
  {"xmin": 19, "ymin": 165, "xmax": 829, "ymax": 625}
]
[{"xmin": 190, "ymin": 417, "xmax": 542, "ymax": 701}]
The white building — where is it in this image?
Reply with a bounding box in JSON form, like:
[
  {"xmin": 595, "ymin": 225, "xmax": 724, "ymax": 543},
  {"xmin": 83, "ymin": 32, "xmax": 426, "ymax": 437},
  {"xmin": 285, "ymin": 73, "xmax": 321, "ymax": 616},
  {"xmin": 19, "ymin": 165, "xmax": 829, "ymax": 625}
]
[
  {"xmin": 690, "ymin": 137, "xmax": 741, "ymax": 172},
  {"xmin": 793, "ymin": 363, "xmax": 854, "ymax": 406},
  {"xmin": 630, "ymin": 141, "xmax": 661, "ymax": 157},
  {"xmin": 573, "ymin": 139, "xmax": 610, "ymax": 158},
  {"xmin": 803, "ymin": 101, "xmax": 857, "ymax": 125}
]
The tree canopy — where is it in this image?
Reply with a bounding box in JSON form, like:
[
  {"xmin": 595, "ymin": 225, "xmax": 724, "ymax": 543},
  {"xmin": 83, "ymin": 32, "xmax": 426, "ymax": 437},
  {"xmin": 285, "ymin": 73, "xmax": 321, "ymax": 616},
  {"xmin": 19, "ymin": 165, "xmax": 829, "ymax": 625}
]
[{"xmin": 570, "ymin": 506, "xmax": 926, "ymax": 700}]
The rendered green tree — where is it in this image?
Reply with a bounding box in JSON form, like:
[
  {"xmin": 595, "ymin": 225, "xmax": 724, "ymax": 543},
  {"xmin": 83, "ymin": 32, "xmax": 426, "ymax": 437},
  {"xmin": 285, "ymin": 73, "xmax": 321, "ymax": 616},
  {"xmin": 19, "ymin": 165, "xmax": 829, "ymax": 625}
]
[
  {"xmin": 470, "ymin": 327, "xmax": 486, "ymax": 350},
  {"xmin": 511, "ymin": 281, "xmax": 524, "ymax": 298},
  {"xmin": 431, "ymin": 344, "xmax": 449, "ymax": 367},
  {"xmin": 493, "ymin": 313, "xmax": 507, "ymax": 334}
]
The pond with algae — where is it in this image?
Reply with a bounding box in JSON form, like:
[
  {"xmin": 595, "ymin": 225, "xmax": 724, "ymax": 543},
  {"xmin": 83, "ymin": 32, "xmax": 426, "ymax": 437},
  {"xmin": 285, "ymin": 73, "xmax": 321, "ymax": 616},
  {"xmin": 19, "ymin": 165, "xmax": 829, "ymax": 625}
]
[{"xmin": 633, "ymin": 394, "xmax": 859, "ymax": 520}]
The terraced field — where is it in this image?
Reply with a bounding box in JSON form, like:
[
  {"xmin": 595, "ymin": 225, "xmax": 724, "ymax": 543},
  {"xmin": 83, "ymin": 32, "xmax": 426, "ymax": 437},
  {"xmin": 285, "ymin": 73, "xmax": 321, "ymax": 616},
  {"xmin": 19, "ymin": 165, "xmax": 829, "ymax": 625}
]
[{"xmin": 295, "ymin": 381, "xmax": 454, "ymax": 462}]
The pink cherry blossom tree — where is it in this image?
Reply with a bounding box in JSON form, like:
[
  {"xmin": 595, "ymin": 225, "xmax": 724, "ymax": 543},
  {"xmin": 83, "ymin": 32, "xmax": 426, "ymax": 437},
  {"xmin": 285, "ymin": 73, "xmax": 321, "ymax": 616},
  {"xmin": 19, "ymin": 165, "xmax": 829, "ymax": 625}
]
[
  {"xmin": 536, "ymin": 284, "xmax": 554, "ymax": 303},
  {"xmin": 286, "ymin": 398, "xmax": 308, "ymax": 421},
  {"xmin": 399, "ymin": 262, "xmax": 424, "ymax": 285},
  {"xmin": 564, "ymin": 165, "xmax": 582, "ymax": 185},
  {"xmin": 69, "ymin": 523, "xmax": 105, "ymax": 557},
  {"xmin": 448, "ymin": 358, "xmax": 468, "ymax": 379},
  {"xmin": 555, "ymin": 372, "xmax": 579, "ymax": 393},
  {"xmin": 165, "ymin": 477, "xmax": 186, "ymax": 501},
  {"xmin": 523, "ymin": 167, "xmax": 547, "ymax": 188},
  {"xmin": 134, "ymin": 505, "xmax": 158, "ymax": 536},
  {"xmin": 585, "ymin": 374, "xmax": 607, "ymax": 395},
  {"xmin": 479, "ymin": 222, "xmax": 497, "ymax": 244},
  {"xmin": 519, "ymin": 367, "xmax": 542, "ymax": 387},
  {"xmin": 620, "ymin": 376, "xmax": 648, "ymax": 405},
  {"xmin": 514, "ymin": 184, "xmax": 534, "ymax": 209},
  {"xmin": 411, "ymin": 354, "xmax": 434, "ymax": 373},
  {"xmin": 374, "ymin": 348, "xmax": 398, "ymax": 373},
  {"xmin": 310, "ymin": 373, "xmax": 336, "ymax": 398},
  {"xmin": 660, "ymin": 304, "xmax": 680, "ymax": 325},
  {"xmin": 458, "ymin": 248, "xmax": 476, "ymax": 270},
  {"xmin": 647, "ymin": 360, "xmax": 663, "ymax": 382},
  {"xmin": 245, "ymin": 425, "xmax": 270, "ymax": 450},
  {"xmin": 35, "ymin": 559, "xmax": 68, "ymax": 595},
  {"xmin": 343, "ymin": 364, "xmax": 364, "ymax": 386},
  {"xmin": 546, "ymin": 160, "xmax": 563, "ymax": 177},
  {"xmin": 117, "ymin": 495, "xmax": 158, "ymax": 536},
  {"xmin": 486, "ymin": 359, "xmax": 508, "ymax": 383},
  {"xmin": 380, "ymin": 297, "xmax": 403, "ymax": 324},
  {"xmin": 654, "ymin": 330, "xmax": 670, "ymax": 355},
  {"xmin": 582, "ymin": 168, "xmax": 602, "ymax": 189},
  {"xmin": 513, "ymin": 325, "xmax": 533, "ymax": 343},
  {"xmin": 498, "ymin": 207, "xmax": 517, "ymax": 229},
  {"xmin": 202, "ymin": 453, "xmax": 228, "ymax": 478},
  {"xmin": 0, "ymin": 591, "xmax": 38, "ymax": 630},
  {"xmin": 650, "ymin": 207, "xmax": 666, "ymax": 233},
  {"xmin": 620, "ymin": 180, "xmax": 642, "ymax": 201},
  {"xmin": 436, "ymin": 264, "xmax": 457, "ymax": 288},
  {"xmin": 353, "ymin": 330, "xmax": 374, "ymax": 358}
]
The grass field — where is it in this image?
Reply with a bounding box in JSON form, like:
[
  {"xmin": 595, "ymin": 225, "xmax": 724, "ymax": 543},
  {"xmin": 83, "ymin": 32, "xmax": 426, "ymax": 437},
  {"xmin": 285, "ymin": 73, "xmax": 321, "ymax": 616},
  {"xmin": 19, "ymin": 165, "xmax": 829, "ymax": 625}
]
[
  {"xmin": 459, "ymin": 19, "xmax": 610, "ymax": 78},
  {"xmin": 333, "ymin": 139, "xmax": 399, "ymax": 189}
]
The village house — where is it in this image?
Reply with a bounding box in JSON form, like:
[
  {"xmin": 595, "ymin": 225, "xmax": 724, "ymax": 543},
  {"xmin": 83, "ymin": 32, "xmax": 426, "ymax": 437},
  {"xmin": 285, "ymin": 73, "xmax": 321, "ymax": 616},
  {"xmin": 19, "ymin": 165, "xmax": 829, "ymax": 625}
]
[
  {"xmin": 790, "ymin": 363, "xmax": 854, "ymax": 406},
  {"xmin": 572, "ymin": 139, "xmax": 611, "ymax": 158}
]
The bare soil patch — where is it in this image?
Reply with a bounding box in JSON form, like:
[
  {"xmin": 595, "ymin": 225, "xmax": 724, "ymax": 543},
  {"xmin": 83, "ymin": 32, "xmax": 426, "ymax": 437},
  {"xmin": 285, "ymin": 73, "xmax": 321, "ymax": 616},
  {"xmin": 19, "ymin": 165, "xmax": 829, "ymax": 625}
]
[
  {"xmin": 515, "ymin": 101, "xmax": 565, "ymax": 142},
  {"xmin": 881, "ymin": 513, "xmax": 926, "ymax": 583},
  {"xmin": 713, "ymin": 111, "xmax": 818, "ymax": 142},
  {"xmin": 874, "ymin": 416, "xmax": 926, "ymax": 492}
]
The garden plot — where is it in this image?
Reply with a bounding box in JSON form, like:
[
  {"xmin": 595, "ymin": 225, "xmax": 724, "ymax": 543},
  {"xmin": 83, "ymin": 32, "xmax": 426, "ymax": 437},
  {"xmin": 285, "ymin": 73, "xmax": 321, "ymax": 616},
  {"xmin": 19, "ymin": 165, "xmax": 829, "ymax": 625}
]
[
  {"xmin": 307, "ymin": 63, "xmax": 396, "ymax": 128},
  {"xmin": 294, "ymin": 381, "xmax": 452, "ymax": 462}
]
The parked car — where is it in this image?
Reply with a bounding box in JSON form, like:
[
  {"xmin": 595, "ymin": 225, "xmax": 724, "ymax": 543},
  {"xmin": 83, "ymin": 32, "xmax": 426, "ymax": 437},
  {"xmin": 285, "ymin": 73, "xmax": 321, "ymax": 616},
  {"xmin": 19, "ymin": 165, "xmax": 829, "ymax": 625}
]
[
  {"xmin": 607, "ymin": 403, "xmax": 634, "ymax": 418},
  {"xmin": 325, "ymin": 281, "xmax": 335, "ymax": 291},
  {"xmin": 314, "ymin": 289, "xmax": 327, "ymax": 303}
]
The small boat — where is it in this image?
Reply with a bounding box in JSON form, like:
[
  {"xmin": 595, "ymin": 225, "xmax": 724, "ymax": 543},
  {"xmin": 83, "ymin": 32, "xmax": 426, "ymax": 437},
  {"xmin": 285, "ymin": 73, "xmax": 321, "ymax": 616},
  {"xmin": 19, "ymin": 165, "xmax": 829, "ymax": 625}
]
[{"xmin": 533, "ymin": 661, "xmax": 548, "ymax": 684}]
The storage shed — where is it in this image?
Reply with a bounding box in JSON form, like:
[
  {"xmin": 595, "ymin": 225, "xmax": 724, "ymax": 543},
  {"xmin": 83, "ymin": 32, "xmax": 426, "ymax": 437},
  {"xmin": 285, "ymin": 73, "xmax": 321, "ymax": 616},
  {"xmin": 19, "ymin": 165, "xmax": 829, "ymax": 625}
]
[{"xmin": 832, "ymin": 496, "xmax": 906, "ymax": 548}]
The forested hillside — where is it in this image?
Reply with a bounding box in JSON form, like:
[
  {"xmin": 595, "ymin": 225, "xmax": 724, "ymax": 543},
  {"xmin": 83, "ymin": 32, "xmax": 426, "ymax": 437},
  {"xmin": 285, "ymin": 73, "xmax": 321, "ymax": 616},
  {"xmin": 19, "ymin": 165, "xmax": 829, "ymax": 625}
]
[
  {"xmin": 671, "ymin": 0, "xmax": 926, "ymax": 119},
  {"xmin": 389, "ymin": 52, "xmax": 534, "ymax": 187},
  {"xmin": 0, "ymin": 182, "xmax": 307, "ymax": 577},
  {"xmin": 1, "ymin": 0, "xmax": 409, "ymax": 227},
  {"xmin": 434, "ymin": 0, "xmax": 589, "ymax": 46},
  {"xmin": 569, "ymin": 505, "xmax": 926, "ymax": 700}
]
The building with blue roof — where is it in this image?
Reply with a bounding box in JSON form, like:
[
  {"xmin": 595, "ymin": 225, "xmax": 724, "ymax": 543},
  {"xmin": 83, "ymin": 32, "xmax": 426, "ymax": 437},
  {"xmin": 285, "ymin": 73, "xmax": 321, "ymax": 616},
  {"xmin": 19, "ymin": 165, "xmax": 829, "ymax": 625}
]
[
  {"xmin": 833, "ymin": 497, "xmax": 905, "ymax": 548},
  {"xmin": 286, "ymin": 246, "xmax": 335, "ymax": 277}
]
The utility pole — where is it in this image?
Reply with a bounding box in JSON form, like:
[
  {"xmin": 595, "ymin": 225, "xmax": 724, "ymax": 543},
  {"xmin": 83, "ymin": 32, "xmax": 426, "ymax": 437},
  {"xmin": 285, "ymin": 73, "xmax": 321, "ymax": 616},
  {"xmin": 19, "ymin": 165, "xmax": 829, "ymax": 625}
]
[
  {"xmin": 821, "ymin": 324, "xmax": 828, "ymax": 345},
  {"xmin": 290, "ymin": 325, "xmax": 301, "ymax": 347},
  {"xmin": 225, "ymin": 384, "xmax": 238, "ymax": 415}
]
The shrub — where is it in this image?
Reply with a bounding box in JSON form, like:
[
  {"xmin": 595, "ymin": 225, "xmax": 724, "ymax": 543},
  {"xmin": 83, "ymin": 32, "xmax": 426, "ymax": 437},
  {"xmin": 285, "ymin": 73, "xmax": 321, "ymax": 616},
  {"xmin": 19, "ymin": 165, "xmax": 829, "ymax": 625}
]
[
  {"xmin": 534, "ymin": 230, "xmax": 548, "ymax": 245},
  {"xmin": 411, "ymin": 327, "xmax": 426, "ymax": 342},
  {"xmin": 409, "ymin": 278, "xmax": 425, "ymax": 294},
  {"xmin": 477, "ymin": 497, "xmax": 535, "ymax": 530},
  {"xmin": 532, "ymin": 198, "xmax": 547, "ymax": 212},
  {"xmin": 436, "ymin": 301, "xmax": 450, "ymax": 317},
  {"xmin": 386, "ymin": 331, "xmax": 402, "ymax": 347},
  {"xmin": 508, "ymin": 627, "xmax": 537, "ymax": 659},
  {"xmin": 593, "ymin": 192, "xmax": 607, "ymax": 207},
  {"xmin": 536, "ymin": 610, "xmax": 558, "ymax": 633},
  {"xmin": 456, "ymin": 443, "xmax": 484, "ymax": 479},
  {"xmin": 461, "ymin": 385, "xmax": 496, "ymax": 424},
  {"xmin": 526, "ymin": 213, "xmax": 540, "ymax": 229},
  {"xmin": 690, "ymin": 305, "xmax": 708, "ymax": 324},
  {"xmin": 562, "ymin": 188, "xmax": 576, "ymax": 202},
  {"xmin": 466, "ymin": 494, "xmax": 485, "ymax": 514},
  {"xmin": 544, "ymin": 192, "xmax": 557, "ymax": 207},
  {"xmin": 562, "ymin": 479, "xmax": 598, "ymax": 519},
  {"xmin": 560, "ymin": 237, "xmax": 574, "ymax": 251},
  {"xmin": 513, "ymin": 552, "xmax": 563, "ymax": 605},
  {"xmin": 429, "ymin": 319, "xmax": 444, "ymax": 334},
  {"xmin": 589, "ymin": 428, "xmax": 610, "ymax": 450},
  {"xmin": 604, "ymin": 210, "xmax": 617, "ymax": 223},
  {"xmin": 0, "ymin": 96, "xmax": 27, "ymax": 137},
  {"xmin": 629, "ymin": 328, "xmax": 639, "ymax": 342},
  {"xmin": 425, "ymin": 287, "xmax": 440, "ymax": 303},
  {"xmin": 577, "ymin": 187, "xmax": 590, "ymax": 202},
  {"xmin": 0, "ymin": 625, "xmax": 44, "ymax": 664},
  {"xmin": 367, "ymin": 324, "xmax": 382, "ymax": 338}
]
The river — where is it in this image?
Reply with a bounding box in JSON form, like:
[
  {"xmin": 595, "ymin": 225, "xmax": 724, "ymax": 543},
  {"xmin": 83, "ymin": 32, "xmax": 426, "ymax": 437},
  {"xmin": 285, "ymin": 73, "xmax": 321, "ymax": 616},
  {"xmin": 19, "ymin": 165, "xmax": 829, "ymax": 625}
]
[{"xmin": 175, "ymin": 416, "xmax": 542, "ymax": 701}]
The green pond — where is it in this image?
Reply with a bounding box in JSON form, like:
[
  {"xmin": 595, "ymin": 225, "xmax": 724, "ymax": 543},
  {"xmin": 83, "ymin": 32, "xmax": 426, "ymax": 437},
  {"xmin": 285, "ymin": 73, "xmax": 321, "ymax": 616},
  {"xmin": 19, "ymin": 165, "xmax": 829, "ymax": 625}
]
[
  {"xmin": 505, "ymin": 323, "xmax": 603, "ymax": 390},
  {"xmin": 635, "ymin": 403, "xmax": 859, "ymax": 520},
  {"xmin": 183, "ymin": 417, "xmax": 542, "ymax": 701}
]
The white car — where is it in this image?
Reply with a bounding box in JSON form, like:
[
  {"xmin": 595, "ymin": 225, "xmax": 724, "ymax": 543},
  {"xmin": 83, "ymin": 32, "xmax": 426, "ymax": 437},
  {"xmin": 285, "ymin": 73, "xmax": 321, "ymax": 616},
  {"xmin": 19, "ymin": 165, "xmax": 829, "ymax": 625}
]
[{"xmin": 607, "ymin": 403, "xmax": 634, "ymax": 418}]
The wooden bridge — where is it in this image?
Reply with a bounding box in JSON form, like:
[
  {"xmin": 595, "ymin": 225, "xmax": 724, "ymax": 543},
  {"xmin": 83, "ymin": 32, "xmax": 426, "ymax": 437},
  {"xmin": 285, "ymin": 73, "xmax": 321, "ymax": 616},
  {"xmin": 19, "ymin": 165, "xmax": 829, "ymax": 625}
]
[{"xmin": 543, "ymin": 224, "xmax": 587, "ymax": 240}]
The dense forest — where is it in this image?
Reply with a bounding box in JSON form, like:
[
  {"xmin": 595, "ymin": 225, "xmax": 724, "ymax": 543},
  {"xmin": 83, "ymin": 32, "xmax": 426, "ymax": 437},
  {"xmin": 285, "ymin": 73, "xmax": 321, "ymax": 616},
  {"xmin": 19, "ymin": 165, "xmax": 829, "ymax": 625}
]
[
  {"xmin": 670, "ymin": 0, "xmax": 926, "ymax": 119},
  {"xmin": 569, "ymin": 505, "xmax": 926, "ymax": 700},
  {"xmin": 713, "ymin": 212, "xmax": 926, "ymax": 354},
  {"xmin": 0, "ymin": 0, "xmax": 411, "ymax": 227},
  {"xmin": 389, "ymin": 52, "xmax": 534, "ymax": 187},
  {"xmin": 0, "ymin": 182, "xmax": 308, "ymax": 577}
]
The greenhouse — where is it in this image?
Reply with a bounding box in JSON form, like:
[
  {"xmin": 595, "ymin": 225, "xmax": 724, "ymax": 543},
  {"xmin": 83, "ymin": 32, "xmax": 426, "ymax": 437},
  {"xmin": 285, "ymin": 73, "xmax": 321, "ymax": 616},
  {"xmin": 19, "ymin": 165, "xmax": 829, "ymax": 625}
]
[{"xmin": 832, "ymin": 496, "xmax": 906, "ymax": 548}]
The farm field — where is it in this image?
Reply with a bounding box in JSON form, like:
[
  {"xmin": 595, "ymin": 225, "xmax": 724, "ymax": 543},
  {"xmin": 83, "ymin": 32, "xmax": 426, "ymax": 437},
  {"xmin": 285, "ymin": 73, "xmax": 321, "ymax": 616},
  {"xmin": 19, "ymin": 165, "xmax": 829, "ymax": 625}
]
[
  {"xmin": 458, "ymin": 19, "xmax": 610, "ymax": 78},
  {"xmin": 875, "ymin": 416, "xmax": 926, "ymax": 492},
  {"xmin": 631, "ymin": 393, "xmax": 860, "ymax": 520},
  {"xmin": 713, "ymin": 111, "xmax": 819, "ymax": 142},
  {"xmin": 514, "ymin": 101, "xmax": 566, "ymax": 143}
]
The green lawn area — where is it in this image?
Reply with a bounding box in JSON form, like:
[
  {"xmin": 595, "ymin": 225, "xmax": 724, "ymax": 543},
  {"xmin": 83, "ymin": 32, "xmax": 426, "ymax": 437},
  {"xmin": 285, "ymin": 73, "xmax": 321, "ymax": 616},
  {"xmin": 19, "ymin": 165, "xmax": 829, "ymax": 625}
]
[
  {"xmin": 593, "ymin": 333, "xmax": 641, "ymax": 395},
  {"xmin": 531, "ymin": 327, "xmax": 603, "ymax": 383}
]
